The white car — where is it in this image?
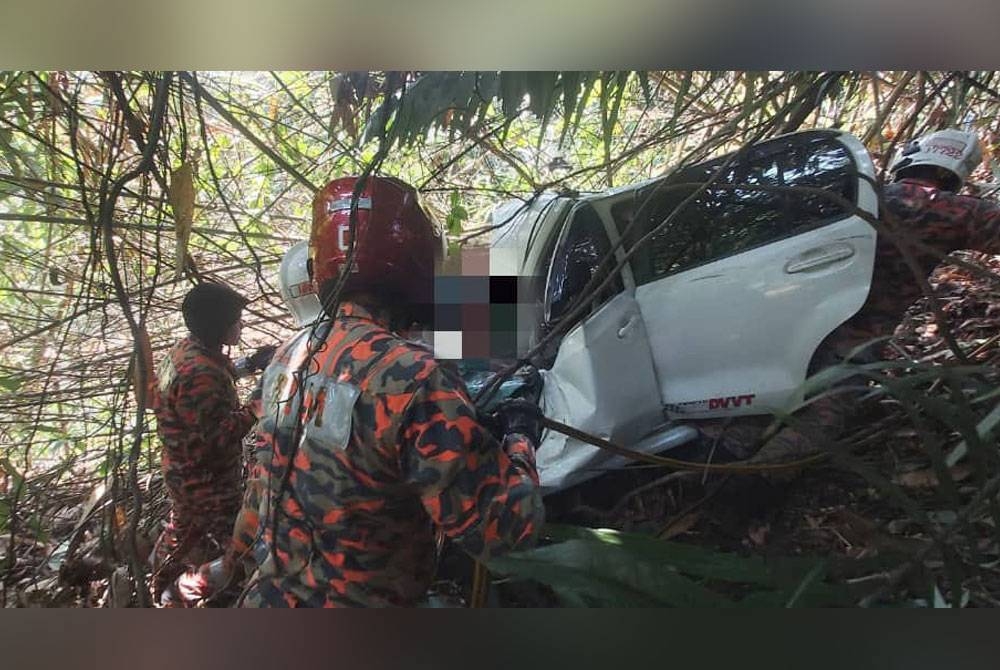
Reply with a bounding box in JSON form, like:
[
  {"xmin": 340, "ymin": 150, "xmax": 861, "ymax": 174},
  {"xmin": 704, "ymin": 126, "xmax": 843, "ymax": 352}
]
[{"xmin": 485, "ymin": 129, "xmax": 879, "ymax": 491}]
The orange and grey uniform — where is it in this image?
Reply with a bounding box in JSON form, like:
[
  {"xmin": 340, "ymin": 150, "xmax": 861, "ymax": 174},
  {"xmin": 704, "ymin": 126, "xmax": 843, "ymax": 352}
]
[
  {"xmin": 151, "ymin": 335, "xmax": 256, "ymax": 596},
  {"xmin": 818, "ymin": 178, "xmax": 1000, "ymax": 362},
  {"xmin": 235, "ymin": 301, "xmax": 542, "ymax": 607}
]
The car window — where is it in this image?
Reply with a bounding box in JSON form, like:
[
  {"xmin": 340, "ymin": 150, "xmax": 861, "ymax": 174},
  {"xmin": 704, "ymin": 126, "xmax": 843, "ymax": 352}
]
[
  {"xmin": 546, "ymin": 204, "xmax": 624, "ymax": 323},
  {"xmin": 612, "ymin": 132, "xmax": 858, "ymax": 285}
]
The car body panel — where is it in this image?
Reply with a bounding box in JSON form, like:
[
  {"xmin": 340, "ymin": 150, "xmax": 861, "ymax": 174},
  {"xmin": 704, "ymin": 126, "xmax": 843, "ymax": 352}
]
[
  {"xmin": 537, "ymin": 291, "xmax": 663, "ymax": 489},
  {"xmin": 479, "ymin": 129, "xmax": 879, "ymax": 490}
]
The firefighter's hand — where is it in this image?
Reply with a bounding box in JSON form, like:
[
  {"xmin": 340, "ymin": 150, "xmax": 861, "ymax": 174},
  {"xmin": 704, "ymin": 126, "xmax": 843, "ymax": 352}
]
[
  {"xmin": 490, "ymin": 398, "xmax": 544, "ymax": 445},
  {"xmin": 247, "ymin": 345, "xmax": 277, "ymax": 373},
  {"xmin": 173, "ymin": 557, "xmax": 232, "ymax": 607}
]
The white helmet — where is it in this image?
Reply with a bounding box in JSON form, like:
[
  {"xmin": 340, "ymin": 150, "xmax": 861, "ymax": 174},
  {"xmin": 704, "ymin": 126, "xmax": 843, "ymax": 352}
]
[
  {"xmin": 890, "ymin": 128, "xmax": 982, "ymax": 191},
  {"xmin": 278, "ymin": 241, "xmax": 322, "ymax": 327}
]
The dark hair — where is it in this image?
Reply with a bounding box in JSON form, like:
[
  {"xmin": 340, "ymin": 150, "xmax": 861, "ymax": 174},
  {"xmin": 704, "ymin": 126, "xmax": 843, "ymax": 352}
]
[
  {"xmin": 181, "ymin": 282, "xmax": 248, "ymax": 347},
  {"xmin": 317, "ymin": 278, "xmax": 433, "ymax": 332}
]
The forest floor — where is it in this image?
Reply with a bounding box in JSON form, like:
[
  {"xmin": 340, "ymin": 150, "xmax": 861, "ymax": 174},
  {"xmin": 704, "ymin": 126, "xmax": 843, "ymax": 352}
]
[
  {"xmin": 537, "ymin": 250, "xmax": 1000, "ymax": 607},
  {"xmin": 4, "ymin": 253, "xmax": 1000, "ymax": 607}
]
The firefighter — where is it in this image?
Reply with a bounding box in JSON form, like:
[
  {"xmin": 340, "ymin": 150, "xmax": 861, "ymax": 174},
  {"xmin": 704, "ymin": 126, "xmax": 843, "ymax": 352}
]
[
  {"xmin": 825, "ymin": 128, "xmax": 1000, "ymax": 359},
  {"xmin": 232, "ymin": 176, "xmax": 543, "ymax": 607},
  {"xmin": 150, "ymin": 282, "xmax": 274, "ymax": 606},
  {"xmin": 167, "ymin": 242, "xmax": 324, "ymax": 606},
  {"xmin": 717, "ymin": 128, "xmax": 1000, "ymax": 461}
]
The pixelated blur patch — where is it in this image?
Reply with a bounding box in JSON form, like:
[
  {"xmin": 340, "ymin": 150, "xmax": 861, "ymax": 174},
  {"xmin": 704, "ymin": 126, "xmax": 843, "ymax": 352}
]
[
  {"xmin": 459, "ymin": 246, "xmax": 490, "ymax": 276},
  {"xmin": 490, "ymin": 303, "xmax": 517, "ymax": 331},
  {"xmin": 433, "ymin": 330, "xmax": 463, "ymax": 360},
  {"xmin": 431, "ymin": 273, "xmax": 523, "ymax": 361},
  {"xmin": 490, "ymin": 329, "xmax": 517, "ymax": 359},
  {"xmin": 489, "ymin": 276, "xmax": 518, "ymax": 304},
  {"xmin": 459, "ymin": 303, "xmax": 491, "ymax": 359},
  {"xmin": 460, "ymin": 303, "xmax": 490, "ymax": 332},
  {"xmin": 490, "ymin": 303, "xmax": 518, "ymax": 359},
  {"xmin": 461, "ymin": 330, "xmax": 491, "ymax": 359},
  {"xmin": 434, "ymin": 275, "xmax": 490, "ymax": 304},
  {"xmin": 434, "ymin": 303, "xmax": 463, "ymax": 331}
]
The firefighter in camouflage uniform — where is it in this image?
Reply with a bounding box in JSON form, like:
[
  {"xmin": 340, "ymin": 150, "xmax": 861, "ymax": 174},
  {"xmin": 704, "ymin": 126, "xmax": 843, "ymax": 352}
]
[
  {"xmin": 231, "ymin": 176, "xmax": 543, "ymax": 607},
  {"xmin": 170, "ymin": 242, "xmax": 324, "ymax": 605},
  {"xmin": 721, "ymin": 128, "xmax": 1000, "ymax": 459},
  {"xmin": 150, "ymin": 282, "xmax": 273, "ymax": 606}
]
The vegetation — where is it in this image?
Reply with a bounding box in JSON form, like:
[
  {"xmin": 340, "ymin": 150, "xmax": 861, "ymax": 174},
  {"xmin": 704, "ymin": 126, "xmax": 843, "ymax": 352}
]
[{"xmin": 2, "ymin": 71, "xmax": 1000, "ymax": 607}]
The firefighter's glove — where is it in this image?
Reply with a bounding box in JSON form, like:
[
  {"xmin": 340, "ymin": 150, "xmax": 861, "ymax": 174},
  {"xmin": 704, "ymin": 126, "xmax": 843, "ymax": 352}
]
[
  {"xmin": 490, "ymin": 398, "xmax": 544, "ymax": 445},
  {"xmin": 511, "ymin": 364, "xmax": 543, "ymax": 406},
  {"xmin": 247, "ymin": 344, "xmax": 277, "ymax": 373}
]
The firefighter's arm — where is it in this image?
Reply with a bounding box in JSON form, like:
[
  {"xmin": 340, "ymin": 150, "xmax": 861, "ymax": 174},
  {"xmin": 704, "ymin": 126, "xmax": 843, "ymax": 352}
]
[
  {"xmin": 399, "ymin": 367, "xmax": 544, "ymax": 562},
  {"xmin": 966, "ymin": 199, "xmax": 1000, "ymax": 253}
]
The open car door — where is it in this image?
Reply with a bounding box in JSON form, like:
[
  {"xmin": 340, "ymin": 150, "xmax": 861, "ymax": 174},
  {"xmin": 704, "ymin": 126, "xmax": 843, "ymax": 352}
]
[{"xmin": 535, "ymin": 203, "xmax": 663, "ymax": 490}]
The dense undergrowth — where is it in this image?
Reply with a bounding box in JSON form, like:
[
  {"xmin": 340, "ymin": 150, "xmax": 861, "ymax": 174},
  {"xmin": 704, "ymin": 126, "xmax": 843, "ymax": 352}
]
[{"xmin": 3, "ymin": 70, "xmax": 1000, "ymax": 606}]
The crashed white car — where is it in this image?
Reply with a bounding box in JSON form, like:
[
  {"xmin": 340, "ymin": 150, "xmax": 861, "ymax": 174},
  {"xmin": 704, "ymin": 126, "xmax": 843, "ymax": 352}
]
[{"xmin": 486, "ymin": 129, "xmax": 879, "ymax": 491}]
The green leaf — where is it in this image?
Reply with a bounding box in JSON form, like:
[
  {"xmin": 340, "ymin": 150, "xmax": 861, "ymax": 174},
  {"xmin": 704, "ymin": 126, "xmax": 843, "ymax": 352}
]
[
  {"xmin": 670, "ymin": 72, "xmax": 692, "ymax": 134},
  {"xmin": 546, "ymin": 524, "xmax": 811, "ymax": 585},
  {"xmin": 0, "ymin": 457, "xmax": 23, "ymax": 495},
  {"xmin": 571, "ymin": 73, "xmax": 599, "ymax": 134},
  {"xmin": 783, "ymin": 560, "xmax": 828, "ymax": 607},
  {"xmin": 946, "ymin": 398, "xmax": 1000, "ymax": 467},
  {"xmin": 489, "ymin": 538, "xmax": 731, "ymax": 607},
  {"xmin": 743, "ymin": 72, "xmax": 757, "ymax": 119},
  {"xmin": 488, "ymin": 524, "xmax": 848, "ymax": 607},
  {"xmin": 606, "ymin": 72, "xmax": 627, "ymax": 138},
  {"xmin": 499, "ymin": 71, "xmax": 527, "ymax": 120},
  {"xmin": 559, "ymin": 71, "xmax": 581, "ymax": 147},
  {"xmin": 525, "ymin": 72, "xmax": 558, "ymax": 142},
  {"xmin": 445, "ymin": 191, "xmax": 469, "ymax": 236},
  {"xmin": 0, "ymin": 375, "xmax": 23, "ymax": 392},
  {"xmin": 636, "ymin": 71, "xmax": 653, "ymax": 105}
]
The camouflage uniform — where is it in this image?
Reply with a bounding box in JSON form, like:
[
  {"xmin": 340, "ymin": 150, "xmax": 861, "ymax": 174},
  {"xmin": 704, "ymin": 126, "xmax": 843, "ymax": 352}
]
[
  {"xmin": 720, "ymin": 179, "xmax": 1000, "ymax": 459},
  {"xmin": 150, "ymin": 335, "xmax": 256, "ymax": 600},
  {"xmin": 822, "ymin": 179, "xmax": 1000, "ymax": 359},
  {"xmin": 234, "ymin": 301, "xmax": 542, "ymax": 607}
]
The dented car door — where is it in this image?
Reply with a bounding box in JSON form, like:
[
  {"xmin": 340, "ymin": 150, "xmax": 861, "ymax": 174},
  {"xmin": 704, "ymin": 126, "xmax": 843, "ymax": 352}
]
[{"xmin": 534, "ymin": 203, "xmax": 663, "ymax": 489}]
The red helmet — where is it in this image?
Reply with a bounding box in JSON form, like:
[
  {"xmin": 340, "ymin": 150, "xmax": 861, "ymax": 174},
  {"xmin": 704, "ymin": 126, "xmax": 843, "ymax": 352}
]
[{"xmin": 309, "ymin": 176, "xmax": 442, "ymax": 308}]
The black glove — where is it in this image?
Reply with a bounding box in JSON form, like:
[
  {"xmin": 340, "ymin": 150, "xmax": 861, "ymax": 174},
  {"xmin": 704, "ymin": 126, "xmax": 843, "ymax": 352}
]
[
  {"xmin": 510, "ymin": 364, "xmax": 543, "ymax": 406},
  {"xmin": 247, "ymin": 344, "xmax": 277, "ymax": 373},
  {"xmin": 489, "ymin": 398, "xmax": 544, "ymax": 445}
]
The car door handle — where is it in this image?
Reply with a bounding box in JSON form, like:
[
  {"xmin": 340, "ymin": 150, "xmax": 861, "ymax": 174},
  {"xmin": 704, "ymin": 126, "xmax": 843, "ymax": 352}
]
[
  {"xmin": 617, "ymin": 316, "xmax": 636, "ymax": 338},
  {"xmin": 784, "ymin": 243, "xmax": 855, "ymax": 274}
]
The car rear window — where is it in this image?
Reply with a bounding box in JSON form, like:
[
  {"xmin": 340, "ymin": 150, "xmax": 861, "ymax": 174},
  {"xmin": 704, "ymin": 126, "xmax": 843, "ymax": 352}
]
[{"xmin": 613, "ymin": 131, "xmax": 858, "ymax": 285}]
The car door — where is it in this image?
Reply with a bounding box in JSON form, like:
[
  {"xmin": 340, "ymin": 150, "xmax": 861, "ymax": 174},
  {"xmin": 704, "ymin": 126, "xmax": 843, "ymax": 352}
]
[
  {"xmin": 611, "ymin": 130, "xmax": 878, "ymax": 419},
  {"xmin": 535, "ymin": 203, "xmax": 663, "ymax": 486}
]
